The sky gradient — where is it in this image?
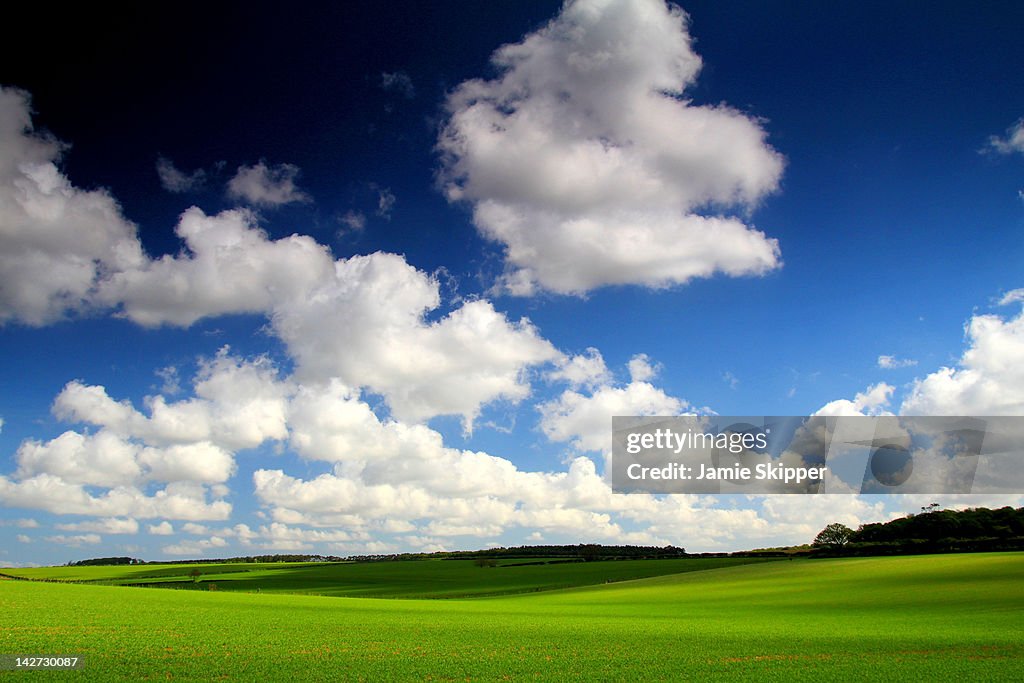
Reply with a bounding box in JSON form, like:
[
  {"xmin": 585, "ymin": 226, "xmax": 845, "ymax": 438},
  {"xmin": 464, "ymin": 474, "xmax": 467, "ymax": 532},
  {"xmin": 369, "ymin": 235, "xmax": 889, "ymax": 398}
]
[{"xmin": 1, "ymin": 0, "xmax": 1023, "ymax": 566}]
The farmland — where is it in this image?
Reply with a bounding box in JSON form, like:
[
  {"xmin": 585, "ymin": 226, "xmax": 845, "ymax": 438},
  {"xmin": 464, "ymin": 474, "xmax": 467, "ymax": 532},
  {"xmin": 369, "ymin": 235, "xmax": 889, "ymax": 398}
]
[
  {"xmin": 2, "ymin": 553, "xmax": 1022, "ymax": 680},
  {"xmin": 1, "ymin": 556, "xmax": 774, "ymax": 598}
]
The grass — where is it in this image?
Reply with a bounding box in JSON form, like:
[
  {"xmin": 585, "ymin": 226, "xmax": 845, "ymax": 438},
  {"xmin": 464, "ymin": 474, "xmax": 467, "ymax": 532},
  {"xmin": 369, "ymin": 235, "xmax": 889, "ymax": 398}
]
[
  {"xmin": 2, "ymin": 553, "xmax": 1022, "ymax": 680},
  {"xmin": 2, "ymin": 557, "xmax": 775, "ymax": 598}
]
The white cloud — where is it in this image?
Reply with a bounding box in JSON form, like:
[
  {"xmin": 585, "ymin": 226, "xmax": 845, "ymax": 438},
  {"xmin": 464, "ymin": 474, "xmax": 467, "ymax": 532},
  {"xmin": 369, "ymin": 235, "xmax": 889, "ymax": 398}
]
[
  {"xmin": 987, "ymin": 118, "xmax": 1024, "ymax": 155},
  {"xmin": 155, "ymin": 365, "xmax": 182, "ymax": 395},
  {"xmin": 95, "ymin": 206, "xmax": 557, "ymax": 427},
  {"xmin": 339, "ymin": 210, "xmax": 366, "ymax": 232},
  {"xmin": 162, "ymin": 535, "xmax": 228, "ymax": 556},
  {"xmin": 156, "ymin": 157, "xmax": 206, "ymax": 193},
  {"xmin": 148, "ymin": 521, "xmax": 174, "ymax": 535},
  {"xmin": 98, "ymin": 207, "xmax": 336, "ymax": 327},
  {"xmin": 438, "ymin": 0, "xmax": 783, "ymax": 295},
  {"xmin": 902, "ymin": 304, "xmax": 1024, "ymax": 415},
  {"xmin": 540, "ymin": 354, "xmax": 687, "ymax": 453},
  {"xmin": 0, "ymin": 86, "xmax": 146, "ymax": 325},
  {"xmin": 138, "ymin": 442, "xmax": 236, "ymax": 484},
  {"xmin": 0, "ymin": 351, "xmax": 293, "ymax": 523},
  {"xmin": 627, "ymin": 354, "xmax": 659, "ymax": 382},
  {"xmin": 272, "ymin": 253, "xmax": 559, "ymax": 427},
  {"xmin": 0, "ymin": 518, "xmax": 40, "ymax": 528},
  {"xmin": 547, "ymin": 347, "xmax": 611, "ymax": 388},
  {"xmin": 44, "ymin": 533, "xmax": 101, "ymax": 546},
  {"xmin": 998, "ymin": 288, "xmax": 1024, "ymax": 306},
  {"xmin": 878, "ymin": 354, "xmax": 917, "ymax": 369},
  {"xmin": 16, "ymin": 534, "xmax": 31, "ymax": 543},
  {"xmin": 15, "ymin": 430, "xmax": 143, "ymax": 487},
  {"xmin": 55, "ymin": 517, "xmax": 139, "ymax": 534},
  {"xmin": 815, "ymin": 382, "xmax": 894, "ymax": 417},
  {"xmin": 0, "ymin": 475, "xmax": 231, "ymax": 520},
  {"xmin": 226, "ymin": 161, "xmax": 310, "ymax": 207},
  {"xmin": 0, "ymin": 88, "xmax": 563, "ymax": 428}
]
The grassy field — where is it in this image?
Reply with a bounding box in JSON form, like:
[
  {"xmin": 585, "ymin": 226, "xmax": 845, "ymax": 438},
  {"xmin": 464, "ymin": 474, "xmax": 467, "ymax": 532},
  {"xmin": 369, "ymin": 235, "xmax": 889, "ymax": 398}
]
[
  {"xmin": 1, "ymin": 557, "xmax": 775, "ymax": 598},
  {"xmin": 2, "ymin": 553, "xmax": 1022, "ymax": 680}
]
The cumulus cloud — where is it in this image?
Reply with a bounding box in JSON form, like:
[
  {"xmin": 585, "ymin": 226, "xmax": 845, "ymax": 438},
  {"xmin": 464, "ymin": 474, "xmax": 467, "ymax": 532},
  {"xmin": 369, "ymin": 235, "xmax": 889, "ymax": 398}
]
[
  {"xmin": 4, "ymin": 334, "xmax": 891, "ymax": 551},
  {"xmin": 438, "ymin": 0, "xmax": 784, "ymax": 295},
  {"xmin": 270, "ymin": 252, "xmax": 559, "ymax": 427},
  {"xmin": 148, "ymin": 521, "xmax": 174, "ymax": 535},
  {"xmin": 815, "ymin": 382, "xmax": 894, "ymax": 417},
  {"xmin": 95, "ymin": 207, "xmax": 557, "ymax": 427},
  {"xmin": 540, "ymin": 354, "xmax": 688, "ymax": 453},
  {"xmin": 162, "ymin": 535, "xmax": 228, "ymax": 556},
  {"xmin": 15, "ymin": 430, "xmax": 144, "ymax": 487},
  {"xmin": 44, "ymin": 533, "xmax": 101, "ymax": 547},
  {"xmin": 816, "ymin": 291, "xmax": 1024, "ymax": 420},
  {"xmin": 547, "ymin": 347, "xmax": 612, "ymax": 388},
  {"xmin": 55, "ymin": 517, "xmax": 139, "ymax": 534},
  {"xmin": 156, "ymin": 156, "xmax": 206, "ymax": 193},
  {"xmin": 226, "ymin": 161, "xmax": 310, "ymax": 207},
  {"xmin": 0, "ymin": 86, "xmax": 146, "ymax": 325},
  {"xmin": 987, "ymin": 118, "xmax": 1024, "ymax": 155},
  {"xmin": 53, "ymin": 350, "xmax": 290, "ymax": 451},
  {"xmin": 0, "ymin": 87, "xmax": 562, "ymax": 428},
  {"xmin": 0, "ymin": 352, "xmax": 292, "ymax": 522},
  {"xmin": 98, "ymin": 207, "xmax": 336, "ymax": 326},
  {"xmin": 902, "ymin": 303, "xmax": 1024, "ymax": 415},
  {"xmin": 0, "ymin": 475, "xmax": 231, "ymax": 520}
]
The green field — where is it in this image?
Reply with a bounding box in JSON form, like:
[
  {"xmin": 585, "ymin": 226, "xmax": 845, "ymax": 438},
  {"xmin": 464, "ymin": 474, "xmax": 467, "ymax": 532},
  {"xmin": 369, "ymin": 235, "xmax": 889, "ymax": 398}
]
[
  {"xmin": 1, "ymin": 557, "xmax": 773, "ymax": 598},
  {"xmin": 2, "ymin": 553, "xmax": 1023, "ymax": 680}
]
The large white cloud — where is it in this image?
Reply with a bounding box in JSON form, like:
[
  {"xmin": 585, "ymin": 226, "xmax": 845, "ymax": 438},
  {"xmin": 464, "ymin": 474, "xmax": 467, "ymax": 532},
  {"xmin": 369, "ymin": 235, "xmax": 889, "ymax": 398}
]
[
  {"xmin": 271, "ymin": 252, "xmax": 559, "ymax": 426},
  {"xmin": 0, "ymin": 87, "xmax": 145, "ymax": 325},
  {"xmin": 98, "ymin": 207, "xmax": 335, "ymax": 327},
  {"xmin": 438, "ymin": 0, "xmax": 783, "ymax": 295},
  {"xmin": 96, "ymin": 206, "xmax": 558, "ymax": 426},
  {"xmin": 902, "ymin": 302, "xmax": 1024, "ymax": 415},
  {"xmin": 0, "ymin": 352, "xmax": 284, "ymax": 522},
  {"xmin": 0, "ymin": 476, "xmax": 231, "ymax": 520},
  {"xmin": 1, "ymin": 88, "xmax": 559, "ymax": 427},
  {"xmin": 52, "ymin": 350, "xmax": 290, "ymax": 451}
]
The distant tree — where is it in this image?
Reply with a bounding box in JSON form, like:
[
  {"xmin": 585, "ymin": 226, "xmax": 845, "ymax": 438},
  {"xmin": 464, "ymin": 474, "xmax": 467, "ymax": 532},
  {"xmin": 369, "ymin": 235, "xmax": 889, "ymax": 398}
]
[
  {"xmin": 474, "ymin": 558, "xmax": 496, "ymax": 568},
  {"xmin": 813, "ymin": 523, "xmax": 854, "ymax": 547},
  {"xmin": 189, "ymin": 568, "xmax": 202, "ymax": 583}
]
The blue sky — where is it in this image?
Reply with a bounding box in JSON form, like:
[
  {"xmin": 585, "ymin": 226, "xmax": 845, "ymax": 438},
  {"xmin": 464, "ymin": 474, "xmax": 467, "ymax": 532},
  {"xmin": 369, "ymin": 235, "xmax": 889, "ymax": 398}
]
[{"xmin": 1, "ymin": 0, "xmax": 1023, "ymax": 565}]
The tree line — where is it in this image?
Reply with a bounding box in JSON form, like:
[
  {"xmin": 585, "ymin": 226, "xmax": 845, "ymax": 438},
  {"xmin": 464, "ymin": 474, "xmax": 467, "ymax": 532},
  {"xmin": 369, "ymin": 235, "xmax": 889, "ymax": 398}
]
[
  {"xmin": 812, "ymin": 506, "xmax": 1024, "ymax": 556},
  {"xmin": 66, "ymin": 545, "xmax": 689, "ymax": 567}
]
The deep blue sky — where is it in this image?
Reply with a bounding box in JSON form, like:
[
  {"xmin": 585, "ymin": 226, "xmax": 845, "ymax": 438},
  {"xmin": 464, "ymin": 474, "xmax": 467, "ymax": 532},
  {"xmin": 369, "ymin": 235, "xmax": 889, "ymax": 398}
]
[{"xmin": 1, "ymin": 1, "xmax": 1022, "ymax": 565}]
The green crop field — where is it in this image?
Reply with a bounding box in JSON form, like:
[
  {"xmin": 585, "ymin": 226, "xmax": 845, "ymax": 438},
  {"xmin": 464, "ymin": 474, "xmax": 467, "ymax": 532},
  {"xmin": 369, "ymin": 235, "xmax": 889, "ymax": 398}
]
[
  {"xmin": 2, "ymin": 553, "xmax": 1022, "ymax": 681},
  {"xmin": 1, "ymin": 556, "xmax": 774, "ymax": 598}
]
